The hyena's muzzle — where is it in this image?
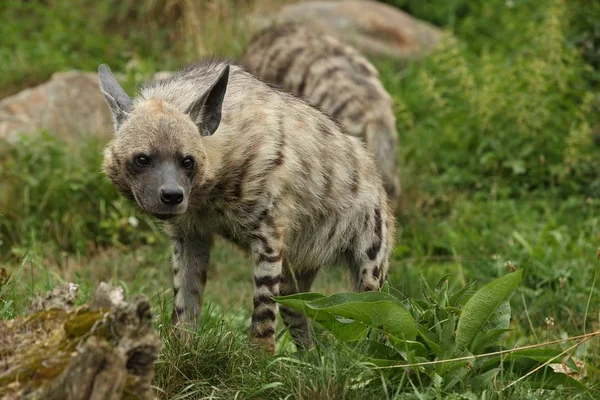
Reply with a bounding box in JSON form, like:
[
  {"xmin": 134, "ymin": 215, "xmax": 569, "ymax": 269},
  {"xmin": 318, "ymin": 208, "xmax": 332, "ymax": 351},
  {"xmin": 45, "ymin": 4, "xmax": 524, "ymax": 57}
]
[{"xmin": 132, "ymin": 159, "xmax": 192, "ymax": 220}]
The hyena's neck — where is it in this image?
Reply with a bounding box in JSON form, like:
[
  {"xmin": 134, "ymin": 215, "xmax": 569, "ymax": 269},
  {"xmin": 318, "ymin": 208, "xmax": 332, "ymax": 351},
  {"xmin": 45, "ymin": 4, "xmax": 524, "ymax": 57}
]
[
  {"xmin": 191, "ymin": 135, "xmax": 234, "ymax": 204},
  {"xmin": 200, "ymin": 138, "xmax": 224, "ymax": 182}
]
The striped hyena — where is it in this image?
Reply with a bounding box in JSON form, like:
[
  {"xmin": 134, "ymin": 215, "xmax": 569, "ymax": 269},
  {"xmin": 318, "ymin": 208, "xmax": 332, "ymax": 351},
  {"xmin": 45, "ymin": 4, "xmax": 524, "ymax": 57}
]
[
  {"xmin": 98, "ymin": 59, "xmax": 396, "ymax": 353},
  {"xmin": 240, "ymin": 23, "xmax": 401, "ymax": 210}
]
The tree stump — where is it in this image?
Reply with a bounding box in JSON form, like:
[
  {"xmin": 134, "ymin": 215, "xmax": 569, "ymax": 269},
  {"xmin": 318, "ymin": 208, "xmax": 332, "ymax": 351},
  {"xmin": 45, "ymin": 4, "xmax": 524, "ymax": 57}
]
[{"xmin": 0, "ymin": 282, "xmax": 163, "ymax": 400}]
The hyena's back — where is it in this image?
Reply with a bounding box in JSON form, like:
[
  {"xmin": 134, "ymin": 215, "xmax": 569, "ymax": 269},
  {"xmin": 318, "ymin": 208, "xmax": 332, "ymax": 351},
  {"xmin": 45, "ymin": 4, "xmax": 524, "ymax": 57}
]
[
  {"xmin": 141, "ymin": 62, "xmax": 394, "ymax": 269},
  {"xmin": 240, "ymin": 24, "xmax": 401, "ymax": 210}
]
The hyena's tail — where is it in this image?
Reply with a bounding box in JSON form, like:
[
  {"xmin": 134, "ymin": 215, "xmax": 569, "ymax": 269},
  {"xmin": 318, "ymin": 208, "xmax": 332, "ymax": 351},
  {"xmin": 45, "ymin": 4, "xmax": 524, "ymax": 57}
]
[{"xmin": 364, "ymin": 119, "xmax": 401, "ymax": 211}]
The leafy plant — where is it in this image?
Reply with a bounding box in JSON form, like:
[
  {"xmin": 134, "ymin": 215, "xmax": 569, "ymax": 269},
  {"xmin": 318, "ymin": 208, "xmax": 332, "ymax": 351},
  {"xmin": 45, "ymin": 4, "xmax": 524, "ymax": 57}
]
[{"xmin": 275, "ymin": 270, "xmax": 589, "ymax": 394}]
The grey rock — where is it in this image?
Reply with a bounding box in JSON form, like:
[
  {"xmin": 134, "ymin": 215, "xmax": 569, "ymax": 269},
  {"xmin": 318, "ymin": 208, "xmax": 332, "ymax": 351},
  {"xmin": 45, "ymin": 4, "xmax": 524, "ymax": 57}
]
[
  {"xmin": 0, "ymin": 71, "xmax": 116, "ymax": 144},
  {"xmin": 248, "ymin": 0, "xmax": 445, "ymax": 62},
  {"xmin": 0, "ymin": 70, "xmax": 176, "ymax": 145}
]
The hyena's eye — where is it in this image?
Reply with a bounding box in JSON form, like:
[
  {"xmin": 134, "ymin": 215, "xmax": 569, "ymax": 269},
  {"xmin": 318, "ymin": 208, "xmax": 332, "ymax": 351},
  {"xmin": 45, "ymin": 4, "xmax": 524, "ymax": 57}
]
[
  {"xmin": 134, "ymin": 155, "xmax": 151, "ymax": 167},
  {"xmin": 182, "ymin": 157, "xmax": 194, "ymax": 169}
]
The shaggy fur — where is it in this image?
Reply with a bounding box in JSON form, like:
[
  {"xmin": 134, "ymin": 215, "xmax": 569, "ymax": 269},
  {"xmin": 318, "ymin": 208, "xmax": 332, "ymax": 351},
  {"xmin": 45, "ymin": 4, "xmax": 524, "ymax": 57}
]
[
  {"xmin": 240, "ymin": 23, "xmax": 401, "ymax": 210},
  {"xmin": 99, "ymin": 59, "xmax": 396, "ymax": 353}
]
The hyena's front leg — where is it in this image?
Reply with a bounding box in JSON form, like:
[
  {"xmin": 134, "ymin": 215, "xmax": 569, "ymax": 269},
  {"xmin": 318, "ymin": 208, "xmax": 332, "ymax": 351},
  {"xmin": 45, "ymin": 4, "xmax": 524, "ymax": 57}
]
[
  {"xmin": 171, "ymin": 233, "xmax": 213, "ymax": 328},
  {"xmin": 249, "ymin": 227, "xmax": 284, "ymax": 354}
]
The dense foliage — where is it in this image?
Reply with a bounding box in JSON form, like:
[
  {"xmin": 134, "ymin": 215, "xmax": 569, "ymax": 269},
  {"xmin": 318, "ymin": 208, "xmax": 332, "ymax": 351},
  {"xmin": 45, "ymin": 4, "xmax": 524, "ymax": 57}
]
[
  {"xmin": 380, "ymin": 0, "xmax": 600, "ymax": 197},
  {"xmin": 276, "ymin": 270, "xmax": 588, "ymax": 395},
  {"xmin": 0, "ymin": 134, "xmax": 161, "ymax": 258}
]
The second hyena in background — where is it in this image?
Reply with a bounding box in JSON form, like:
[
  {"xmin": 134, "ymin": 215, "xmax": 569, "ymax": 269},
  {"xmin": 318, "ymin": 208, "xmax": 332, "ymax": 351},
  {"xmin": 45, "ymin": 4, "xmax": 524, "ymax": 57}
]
[{"xmin": 240, "ymin": 23, "xmax": 401, "ymax": 210}]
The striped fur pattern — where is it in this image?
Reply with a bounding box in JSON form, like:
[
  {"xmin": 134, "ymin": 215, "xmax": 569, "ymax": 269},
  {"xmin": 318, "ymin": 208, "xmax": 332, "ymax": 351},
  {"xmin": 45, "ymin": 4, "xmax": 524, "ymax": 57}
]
[
  {"xmin": 99, "ymin": 59, "xmax": 396, "ymax": 353},
  {"xmin": 240, "ymin": 23, "xmax": 401, "ymax": 210}
]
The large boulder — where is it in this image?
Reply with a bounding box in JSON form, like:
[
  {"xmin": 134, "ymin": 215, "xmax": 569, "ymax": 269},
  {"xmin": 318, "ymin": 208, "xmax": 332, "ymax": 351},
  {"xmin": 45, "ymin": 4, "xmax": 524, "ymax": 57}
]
[
  {"xmin": 0, "ymin": 70, "xmax": 177, "ymax": 146},
  {"xmin": 0, "ymin": 71, "xmax": 115, "ymax": 144},
  {"xmin": 249, "ymin": 0, "xmax": 445, "ymax": 62}
]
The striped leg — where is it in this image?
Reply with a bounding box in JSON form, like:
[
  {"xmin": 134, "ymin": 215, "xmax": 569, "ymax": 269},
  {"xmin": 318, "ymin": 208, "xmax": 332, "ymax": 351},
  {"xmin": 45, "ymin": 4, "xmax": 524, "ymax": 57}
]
[
  {"xmin": 249, "ymin": 230, "xmax": 284, "ymax": 354},
  {"xmin": 357, "ymin": 258, "xmax": 389, "ymax": 292},
  {"xmin": 352, "ymin": 206, "xmax": 390, "ymax": 292},
  {"xmin": 171, "ymin": 234, "xmax": 212, "ymax": 329},
  {"xmin": 279, "ymin": 267, "xmax": 318, "ymax": 349}
]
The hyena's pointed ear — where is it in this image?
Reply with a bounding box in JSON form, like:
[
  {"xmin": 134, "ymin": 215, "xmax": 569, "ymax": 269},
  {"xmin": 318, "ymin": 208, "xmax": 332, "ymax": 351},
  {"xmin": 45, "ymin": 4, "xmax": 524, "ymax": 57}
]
[
  {"xmin": 186, "ymin": 65, "xmax": 230, "ymax": 136},
  {"xmin": 98, "ymin": 64, "xmax": 133, "ymax": 131}
]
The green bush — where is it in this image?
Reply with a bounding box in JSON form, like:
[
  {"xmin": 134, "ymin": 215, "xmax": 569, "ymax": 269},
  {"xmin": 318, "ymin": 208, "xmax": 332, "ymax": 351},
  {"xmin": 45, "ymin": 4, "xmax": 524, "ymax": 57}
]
[
  {"xmin": 568, "ymin": 1, "xmax": 600, "ymax": 90},
  {"xmin": 380, "ymin": 0, "xmax": 600, "ymax": 197},
  {"xmin": 275, "ymin": 271, "xmax": 590, "ymax": 395},
  {"xmin": 0, "ymin": 134, "xmax": 162, "ymax": 260},
  {"xmin": 0, "ymin": 0, "xmax": 179, "ymax": 98},
  {"xmin": 382, "ymin": 0, "xmax": 600, "ymax": 66}
]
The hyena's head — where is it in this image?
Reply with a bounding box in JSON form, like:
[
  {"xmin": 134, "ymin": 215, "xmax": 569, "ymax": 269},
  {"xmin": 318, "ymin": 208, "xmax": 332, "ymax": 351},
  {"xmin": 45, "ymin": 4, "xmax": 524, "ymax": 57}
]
[{"xmin": 97, "ymin": 63, "xmax": 230, "ymax": 220}]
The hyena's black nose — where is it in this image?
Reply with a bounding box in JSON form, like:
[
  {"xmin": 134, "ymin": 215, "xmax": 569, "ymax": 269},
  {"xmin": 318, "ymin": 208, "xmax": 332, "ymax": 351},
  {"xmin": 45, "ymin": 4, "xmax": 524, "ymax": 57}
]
[{"xmin": 160, "ymin": 187, "xmax": 184, "ymax": 205}]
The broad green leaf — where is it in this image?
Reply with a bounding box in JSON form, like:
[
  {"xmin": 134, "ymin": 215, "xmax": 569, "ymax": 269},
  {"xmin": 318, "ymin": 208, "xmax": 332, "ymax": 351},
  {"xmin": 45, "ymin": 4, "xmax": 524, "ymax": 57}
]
[
  {"xmin": 439, "ymin": 314, "xmax": 456, "ymax": 360},
  {"xmin": 388, "ymin": 338, "xmax": 429, "ymax": 358},
  {"xmin": 416, "ymin": 323, "xmax": 440, "ymax": 355},
  {"xmin": 275, "ymin": 292, "xmax": 367, "ymax": 341},
  {"xmin": 346, "ymin": 340, "xmax": 403, "ymax": 367},
  {"xmin": 470, "ymin": 368, "xmax": 500, "ymax": 391},
  {"xmin": 565, "ymin": 357, "xmax": 583, "ymax": 375},
  {"xmin": 313, "ymin": 317, "xmax": 368, "ymax": 342},
  {"xmin": 470, "ymin": 328, "xmax": 512, "ymax": 354},
  {"xmin": 306, "ymin": 291, "xmax": 405, "ymax": 309},
  {"xmin": 273, "ymin": 292, "xmax": 326, "ymax": 312},
  {"xmin": 273, "ymin": 293, "xmax": 326, "ymax": 323},
  {"xmin": 305, "ymin": 292, "xmax": 417, "ymax": 341},
  {"xmin": 506, "ymin": 348, "xmax": 564, "ymax": 363},
  {"xmin": 442, "ymin": 359, "xmax": 472, "ymax": 391},
  {"xmin": 480, "ymin": 348, "xmax": 564, "ymax": 373},
  {"xmin": 470, "ymin": 299, "xmax": 512, "ymax": 354},
  {"xmin": 275, "ymin": 292, "xmax": 417, "ymax": 342},
  {"xmin": 455, "ymin": 269, "xmax": 523, "ymax": 351},
  {"xmin": 448, "ymin": 281, "xmax": 476, "ymax": 307},
  {"xmin": 486, "ymin": 300, "xmax": 511, "ymax": 330}
]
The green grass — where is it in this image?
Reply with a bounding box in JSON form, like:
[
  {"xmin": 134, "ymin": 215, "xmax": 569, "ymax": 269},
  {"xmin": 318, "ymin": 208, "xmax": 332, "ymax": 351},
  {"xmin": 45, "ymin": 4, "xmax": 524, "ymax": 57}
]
[
  {"xmin": 2, "ymin": 136, "xmax": 599, "ymax": 398},
  {"xmin": 2, "ymin": 0, "xmax": 600, "ymax": 398}
]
